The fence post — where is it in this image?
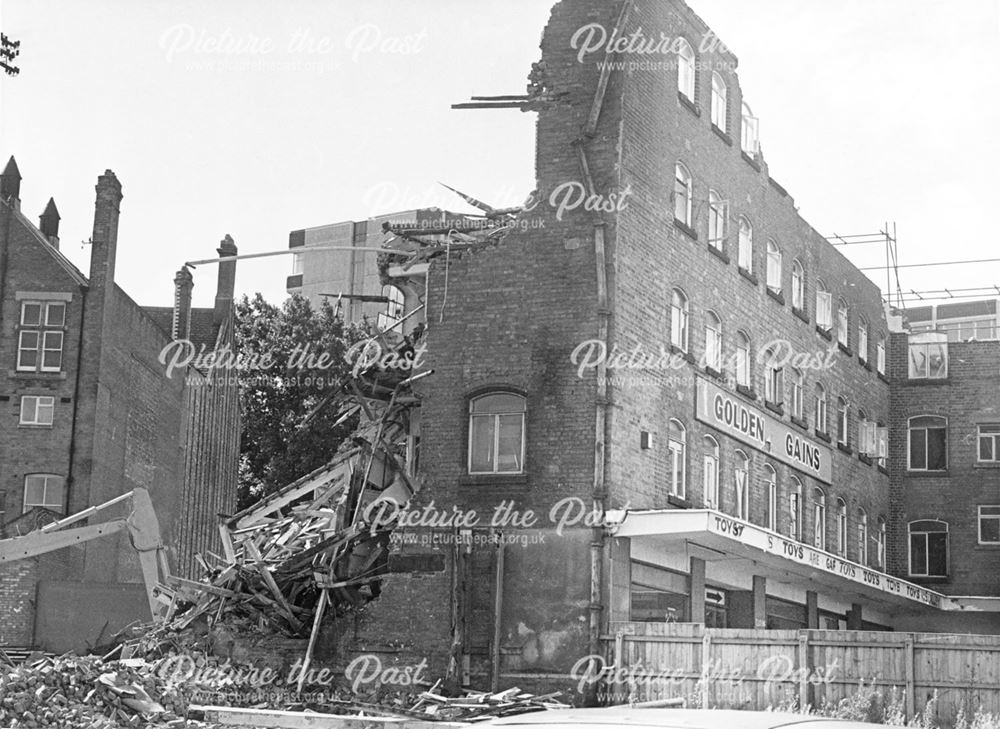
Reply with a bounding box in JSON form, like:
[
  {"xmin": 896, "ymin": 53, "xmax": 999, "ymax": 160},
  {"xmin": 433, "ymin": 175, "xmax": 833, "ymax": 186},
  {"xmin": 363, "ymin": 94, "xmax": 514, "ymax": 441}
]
[
  {"xmin": 904, "ymin": 633, "xmax": 915, "ymax": 721},
  {"xmin": 614, "ymin": 631, "xmax": 624, "ymax": 704},
  {"xmin": 701, "ymin": 631, "xmax": 712, "ymax": 710},
  {"xmin": 798, "ymin": 631, "xmax": 811, "ymax": 710}
]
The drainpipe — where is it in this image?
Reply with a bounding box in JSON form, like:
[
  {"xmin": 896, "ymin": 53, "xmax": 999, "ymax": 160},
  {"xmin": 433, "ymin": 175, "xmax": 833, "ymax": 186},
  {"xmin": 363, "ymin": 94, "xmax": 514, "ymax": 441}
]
[
  {"xmin": 575, "ymin": 0, "xmax": 631, "ymax": 707},
  {"xmin": 65, "ymin": 283, "xmax": 87, "ymax": 514}
]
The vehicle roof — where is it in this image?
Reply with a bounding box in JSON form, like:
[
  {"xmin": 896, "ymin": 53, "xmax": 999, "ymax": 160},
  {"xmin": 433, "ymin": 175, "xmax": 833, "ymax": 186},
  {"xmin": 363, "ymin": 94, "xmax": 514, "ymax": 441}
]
[{"xmin": 480, "ymin": 708, "xmax": 881, "ymax": 729}]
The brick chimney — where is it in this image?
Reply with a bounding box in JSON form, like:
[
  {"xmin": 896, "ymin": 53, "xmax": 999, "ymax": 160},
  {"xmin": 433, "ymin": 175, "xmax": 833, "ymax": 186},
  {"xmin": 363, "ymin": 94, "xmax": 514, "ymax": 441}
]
[
  {"xmin": 214, "ymin": 234, "xmax": 238, "ymax": 324},
  {"xmin": 87, "ymin": 170, "xmax": 123, "ymax": 298},
  {"xmin": 39, "ymin": 198, "xmax": 60, "ymax": 249},
  {"xmin": 1, "ymin": 156, "xmax": 21, "ymax": 210},
  {"xmin": 172, "ymin": 267, "xmax": 194, "ymax": 340}
]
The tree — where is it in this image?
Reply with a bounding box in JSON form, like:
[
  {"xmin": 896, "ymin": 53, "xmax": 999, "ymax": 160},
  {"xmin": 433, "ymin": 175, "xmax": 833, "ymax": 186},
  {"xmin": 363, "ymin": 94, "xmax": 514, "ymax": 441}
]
[{"xmin": 234, "ymin": 293, "xmax": 363, "ymax": 509}]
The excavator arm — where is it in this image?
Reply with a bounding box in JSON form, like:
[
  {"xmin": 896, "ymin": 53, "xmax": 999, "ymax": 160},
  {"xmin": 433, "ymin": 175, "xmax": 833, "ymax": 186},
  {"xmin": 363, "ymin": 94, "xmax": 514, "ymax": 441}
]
[{"xmin": 0, "ymin": 487, "xmax": 172, "ymax": 622}]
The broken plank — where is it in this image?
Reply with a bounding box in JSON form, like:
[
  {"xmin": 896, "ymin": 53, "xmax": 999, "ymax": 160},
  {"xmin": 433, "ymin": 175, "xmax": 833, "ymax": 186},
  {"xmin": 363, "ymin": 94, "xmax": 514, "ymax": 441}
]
[{"xmin": 193, "ymin": 706, "xmax": 466, "ymax": 729}]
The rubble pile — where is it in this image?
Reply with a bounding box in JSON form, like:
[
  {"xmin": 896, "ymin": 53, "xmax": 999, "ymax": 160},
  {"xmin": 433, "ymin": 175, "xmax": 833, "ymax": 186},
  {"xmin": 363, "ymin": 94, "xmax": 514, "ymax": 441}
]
[
  {"xmin": 0, "ymin": 653, "xmax": 218, "ymax": 728},
  {"xmin": 404, "ymin": 686, "xmax": 569, "ymax": 722}
]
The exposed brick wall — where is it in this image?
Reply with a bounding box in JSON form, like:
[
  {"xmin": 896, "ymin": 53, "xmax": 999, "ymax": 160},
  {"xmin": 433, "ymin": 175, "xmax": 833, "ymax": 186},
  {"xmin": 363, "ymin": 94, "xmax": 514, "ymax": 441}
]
[
  {"xmin": 0, "ymin": 559, "xmax": 37, "ymax": 645},
  {"xmin": 889, "ymin": 333, "xmax": 1000, "ymax": 595}
]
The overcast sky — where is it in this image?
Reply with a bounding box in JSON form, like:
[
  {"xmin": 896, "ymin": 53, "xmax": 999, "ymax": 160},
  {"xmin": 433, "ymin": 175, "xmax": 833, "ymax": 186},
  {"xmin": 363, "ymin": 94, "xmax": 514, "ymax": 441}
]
[{"xmin": 2, "ymin": 1, "xmax": 998, "ymax": 310}]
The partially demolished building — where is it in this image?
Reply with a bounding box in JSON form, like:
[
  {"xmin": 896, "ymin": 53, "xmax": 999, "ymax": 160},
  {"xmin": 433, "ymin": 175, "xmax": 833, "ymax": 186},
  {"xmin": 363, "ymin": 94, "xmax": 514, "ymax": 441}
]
[{"xmin": 279, "ymin": 0, "xmax": 999, "ymax": 697}]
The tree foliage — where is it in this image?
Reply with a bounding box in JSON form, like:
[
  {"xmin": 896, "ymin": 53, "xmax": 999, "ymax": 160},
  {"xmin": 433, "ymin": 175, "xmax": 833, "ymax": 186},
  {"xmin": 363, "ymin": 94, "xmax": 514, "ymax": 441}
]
[{"xmin": 234, "ymin": 293, "xmax": 363, "ymax": 509}]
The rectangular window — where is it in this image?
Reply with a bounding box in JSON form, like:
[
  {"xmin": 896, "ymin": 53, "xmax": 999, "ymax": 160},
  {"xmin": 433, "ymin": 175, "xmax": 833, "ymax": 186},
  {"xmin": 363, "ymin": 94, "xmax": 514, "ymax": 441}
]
[
  {"xmin": 669, "ymin": 440, "xmax": 685, "ymax": 498},
  {"xmin": 19, "ymin": 395, "xmax": 55, "ymax": 426},
  {"xmin": 909, "ymin": 527, "xmax": 948, "ymax": 577},
  {"xmin": 16, "ymin": 301, "xmax": 66, "ymax": 373},
  {"xmin": 908, "ymin": 333, "xmax": 948, "ymax": 379},
  {"xmin": 468, "ymin": 394, "xmax": 526, "ymax": 475},
  {"xmin": 23, "ymin": 474, "xmax": 65, "ymax": 513},
  {"xmin": 909, "ymin": 418, "xmax": 947, "ymax": 471},
  {"xmin": 978, "ymin": 424, "xmax": 1000, "ymax": 462},
  {"xmin": 876, "ymin": 426, "xmax": 888, "ymax": 466},
  {"xmin": 979, "ymin": 506, "xmax": 1000, "ymax": 544}
]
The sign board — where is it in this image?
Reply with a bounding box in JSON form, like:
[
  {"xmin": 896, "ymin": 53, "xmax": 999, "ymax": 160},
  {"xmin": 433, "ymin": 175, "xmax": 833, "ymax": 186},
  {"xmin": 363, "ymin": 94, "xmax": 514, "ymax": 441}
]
[{"xmin": 695, "ymin": 376, "xmax": 833, "ymax": 484}]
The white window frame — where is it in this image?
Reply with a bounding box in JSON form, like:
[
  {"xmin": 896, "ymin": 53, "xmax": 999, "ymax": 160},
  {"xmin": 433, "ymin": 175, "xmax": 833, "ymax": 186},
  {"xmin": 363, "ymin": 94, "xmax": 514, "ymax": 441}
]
[
  {"xmin": 876, "ymin": 337, "xmax": 886, "ymax": 375},
  {"xmin": 789, "ymin": 477, "xmax": 802, "ymax": 541},
  {"xmin": 766, "ymin": 239, "xmax": 782, "ymax": 293},
  {"xmin": 837, "ymin": 398, "xmax": 849, "ymax": 446},
  {"xmin": 858, "ymin": 319, "xmax": 869, "ymax": 363},
  {"xmin": 812, "ymin": 488, "xmax": 826, "ymax": 551},
  {"xmin": 677, "ymin": 39, "xmax": 696, "ymax": 101},
  {"xmin": 17, "ymin": 301, "xmax": 66, "ymax": 373},
  {"xmin": 978, "ymin": 424, "xmax": 1000, "ymax": 463},
  {"xmin": 978, "ymin": 506, "xmax": 1000, "ymax": 545},
  {"xmin": 791, "ymin": 260, "xmax": 805, "ymax": 311},
  {"xmin": 765, "ymin": 465, "xmax": 777, "ymax": 531},
  {"xmin": 908, "ymin": 415, "xmax": 947, "ymax": 472},
  {"xmin": 19, "ymin": 395, "xmax": 55, "ymax": 426},
  {"xmin": 467, "ymin": 393, "xmax": 526, "ymax": 475},
  {"xmin": 669, "ymin": 419, "xmax": 687, "ymax": 499},
  {"xmin": 908, "ymin": 332, "xmax": 948, "ymax": 380},
  {"xmin": 703, "ymin": 436, "xmax": 720, "ymax": 509},
  {"xmin": 790, "ymin": 369, "xmax": 803, "ymax": 420},
  {"xmin": 674, "ymin": 162, "xmax": 693, "ymax": 226},
  {"xmin": 876, "ymin": 517, "xmax": 887, "ymax": 569},
  {"xmin": 670, "ymin": 289, "xmax": 689, "ymax": 352},
  {"xmin": 23, "ymin": 473, "xmax": 65, "ymax": 513},
  {"xmin": 816, "ymin": 282, "xmax": 833, "ymax": 331},
  {"xmin": 837, "ymin": 299, "xmax": 849, "ymax": 347},
  {"xmin": 857, "ymin": 509, "xmax": 869, "ymax": 565},
  {"xmin": 741, "ymin": 101, "xmax": 759, "ymax": 156},
  {"xmin": 377, "ymin": 284, "xmax": 406, "ymax": 332},
  {"xmin": 708, "ymin": 190, "xmax": 727, "ymax": 251},
  {"xmin": 738, "ymin": 217, "xmax": 753, "ymax": 273},
  {"xmin": 734, "ymin": 450, "xmax": 749, "ymax": 521},
  {"xmin": 814, "ymin": 383, "xmax": 828, "ymax": 434},
  {"xmin": 765, "ymin": 355, "xmax": 783, "ymax": 407},
  {"xmin": 735, "ymin": 331, "xmax": 751, "ymax": 388},
  {"xmin": 836, "ymin": 498, "xmax": 848, "ymax": 557},
  {"xmin": 704, "ymin": 310, "xmax": 722, "ymax": 372},
  {"xmin": 711, "ymin": 71, "xmax": 728, "ymax": 131}
]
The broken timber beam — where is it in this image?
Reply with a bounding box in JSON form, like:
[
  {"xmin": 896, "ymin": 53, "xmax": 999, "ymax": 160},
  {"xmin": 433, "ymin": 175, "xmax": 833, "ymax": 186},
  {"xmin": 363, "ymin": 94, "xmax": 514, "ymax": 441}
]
[{"xmin": 192, "ymin": 706, "xmax": 467, "ymax": 729}]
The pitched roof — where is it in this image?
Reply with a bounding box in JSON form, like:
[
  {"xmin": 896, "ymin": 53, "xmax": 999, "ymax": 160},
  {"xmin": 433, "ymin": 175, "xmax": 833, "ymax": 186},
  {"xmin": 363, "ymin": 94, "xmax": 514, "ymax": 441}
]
[{"xmin": 4, "ymin": 199, "xmax": 87, "ymax": 286}]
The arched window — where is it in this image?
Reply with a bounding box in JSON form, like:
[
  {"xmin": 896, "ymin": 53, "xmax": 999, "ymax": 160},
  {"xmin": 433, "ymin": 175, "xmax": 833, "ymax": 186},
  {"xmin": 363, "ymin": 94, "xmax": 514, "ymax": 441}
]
[
  {"xmin": 858, "ymin": 408, "xmax": 875, "ymax": 456},
  {"xmin": 735, "ymin": 331, "xmax": 751, "ymax": 388},
  {"xmin": 703, "ymin": 435, "xmax": 720, "ymax": 509},
  {"xmin": 22, "ymin": 473, "xmax": 65, "ymax": 513},
  {"xmin": 677, "ymin": 39, "xmax": 696, "ymax": 100},
  {"xmin": 705, "ymin": 310, "xmax": 722, "ymax": 372},
  {"xmin": 812, "ymin": 487, "xmax": 827, "ymax": 550},
  {"xmin": 734, "ymin": 450, "xmax": 749, "ymax": 520},
  {"xmin": 763, "ymin": 345, "xmax": 783, "ymax": 407},
  {"xmin": 791, "ymin": 368, "xmax": 804, "ymax": 420},
  {"xmin": 908, "ymin": 415, "xmax": 947, "ymax": 471},
  {"xmin": 876, "ymin": 335, "xmax": 887, "ymax": 375},
  {"xmin": 858, "ymin": 316, "xmax": 870, "ymax": 364},
  {"xmin": 909, "ymin": 520, "xmax": 948, "ymax": 577},
  {"xmin": 741, "ymin": 101, "xmax": 759, "ymax": 156},
  {"xmin": 711, "ymin": 71, "xmax": 728, "ymax": 131},
  {"xmin": 837, "ymin": 298, "xmax": 850, "ymax": 347},
  {"xmin": 814, "ymin": 383, "xmax": 828, "ymax": 434},
  {"xmin": 708, "ymin": 190, "xmax": 727, "ymax": 251},
  {"xmin": 669, "ymin": 419, "xmax": 687, "ymax": 498},
  {"xmin": 738, "ymin": 217, "xmax": 753, "ymax": 273},
  {"xmin": 674, "ymin": 162, "xmax": 693, "ymax": 226},
  {"xmin": 764, "ymin": 464, "xmax": 777, "ymax": 531},
  {"xmin": 789, "ymin": 476, "xmax": 802, "ymax": 541},
  {"xmin": 791, "ymin": 259, "xmax": 805, "ymax": 311},
  {"xmin": 837, "ymin": 397, "xmax": 849, "ymax": 446},
  {"xmin": 766, "ymin": 239, "xmax": 782, "ymax": 293},
  {"xmin": 468, "ymin": 392, "xmax": 526, "ymax": 474},
  {"xmin": 857, "ymin": 508, "xmax": 869, "ymax": 565},
  {"xmin": 816, "ymin": 279, "xmax": 833, "ymax": 331},
  {"xmin": 876, "ymin": 516, "xmax": 887, "ymax": 569},
  {"xmin": 836, "ymin": 498, "xmax": 848, "ymax": 557},
  {"xmin": 670, "ymin": 288, "xmax": 689, "ymax": 352},
  {"xmin": 377, "ymin": 284, "xmax": 406, "ymax": 331}
]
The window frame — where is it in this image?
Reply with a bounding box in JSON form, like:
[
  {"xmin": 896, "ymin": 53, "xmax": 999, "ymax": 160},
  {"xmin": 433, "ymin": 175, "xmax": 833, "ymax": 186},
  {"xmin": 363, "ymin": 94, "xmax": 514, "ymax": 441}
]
[
  {"xmin": 835, "ymin": 497, "xmax": 848, "ymax": 557},
  {"xmin": 668, "ymin": 419, "xmax": 687, "ymax": 499},
  {"xmin": 978, "ymin": 506, "xmax": 1000, "ymax": 545},
  {"xmin": 734, "ymin": 449, "xmax": 749, "ymax": 521},
  {"xmin": 876, "ymin": 516, "xmax": 887, "ymax": 569},
  {"xmin": 703, "ymin": 435, "xmax": 721, "ymax": 509},
  {"xmin": 467, "ymin": 392, "xmax": 527, "ymax": 475},
  {"xmin": 741, "ymin": 101, "xmax": 759, "ymax": 156},
  {"xmin": 857, "ymin": 508, "xmax": 869, "ymax": 565},
  {"xmin": 22, "ymin": 473, "xmax": 65, "ymax": 513},
  {"xmin": 677, "ymin": 38, "xmax": 696, "ymax": 101},
  {"xmin": 908, "ymin": 415, "xmax": 947, "ymax": 472},
  {"xmin": 17, "ymin": 301, "xmax": 67, "ymax": 373},
  {"xmin": 908, "ymin": 332, "xmax": 948, "ymax": 380},
  {"xmin": 704, "ymin": 310, "xmax": 723, "ymax": 372},
  {"xmin": 674, "ymin": 162, "xmax": 693, "ymax": 227},
  {"xmin": 764, "ymin": 464, "xmax": 777, "ymax": 531},
  {"xmin": 790, "ymin": 368, "xmax": 803, "ymax": 420},
  {"xmin": 816, "ymin": 280, "xmax": 833, "ymax": 331},
  {"xmin": 837, "ymin": 397, "xmax": 849, "ymax": 446},
  {"xmin": 710, "ymin": 71, "xmax": 728, "ymax": 131},
  {"xmin": 977, "ymin": 424, "xmax": 1000, "ymax": 463},
  {"xmin": 814, "ymin": 383, "xmax": 828, "ymax": 434},
  {"xmin": 19, "ymin": 395, "xmax": 55, "ymax": 426},
  {"xmin": 738, "ymin": 216, "xmax": 753, "ymax": 273},
  {"xmin": 708, "ymin": 190, "xmax": 727, "ymax": 251},
  {"xmin": 858, "ymin": 317, "xmax": 869, "ymax": 363},
  {"xmin": 376, "ymin": 284, "xmax": 406, "ymax": 332},
  {"xmin": 876, "ymin": 336, "xmax": 886, "ymax": 375},
  {"xmin": 766, "ymin": 239, "xmax": 782, "ymax": 293},
  {"xmin": 791, "ymin": 259, "xmax": 805, "ymax": 312},
  {"xmin": 837, "ymin": 299, "xmax": 849, "ymax": 347},
  {"xmin": 908, "ymin": 520, "xmax": 949, "ymax": 578},
  {"xmin": 812, "ymin": 487, "xmax": 827, "ymax": 551},
  {"xmin": 670, "ymin": 288, "xmax": 690, "ymax": 353},
  {"xmin": 788, "ymin": 476, "xmax": 802, "ymax": 541},
  {"xmin": 735, "ymin": 330, "xmax": 751, "ymax": 388}
]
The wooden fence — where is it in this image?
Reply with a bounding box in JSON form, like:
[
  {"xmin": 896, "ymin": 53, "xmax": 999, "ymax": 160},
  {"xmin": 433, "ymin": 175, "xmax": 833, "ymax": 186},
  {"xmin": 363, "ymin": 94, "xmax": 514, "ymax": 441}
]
[{"xmin": 600, "ymin": 622, "xmax": 1000, "ymax": 725}]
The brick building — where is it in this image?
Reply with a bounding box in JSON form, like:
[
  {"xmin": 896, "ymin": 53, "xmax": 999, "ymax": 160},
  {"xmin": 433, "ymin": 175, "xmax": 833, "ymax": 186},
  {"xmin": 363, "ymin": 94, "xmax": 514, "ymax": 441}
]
[
  {"xmin": 886, "ymin": 315, "xmax": 1000, "ymax": 633},
  {"xmin": 286, "ymin": 0, "xmax": 999, "ymax": 693},
  {"xmin": 0, "ymin": 157, "xmax": 241, "ymax": 651}
]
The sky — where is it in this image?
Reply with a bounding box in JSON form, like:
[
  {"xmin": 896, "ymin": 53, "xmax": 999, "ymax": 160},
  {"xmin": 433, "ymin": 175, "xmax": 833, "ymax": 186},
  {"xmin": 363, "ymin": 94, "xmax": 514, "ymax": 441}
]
[{"xmin": 1, "ymin": 0, "xmax": 998, "ymax": 310}]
